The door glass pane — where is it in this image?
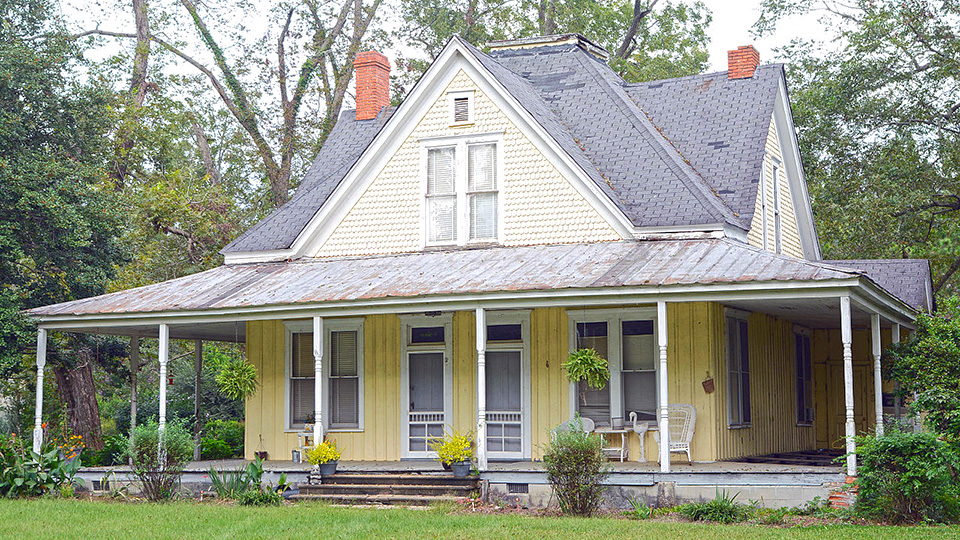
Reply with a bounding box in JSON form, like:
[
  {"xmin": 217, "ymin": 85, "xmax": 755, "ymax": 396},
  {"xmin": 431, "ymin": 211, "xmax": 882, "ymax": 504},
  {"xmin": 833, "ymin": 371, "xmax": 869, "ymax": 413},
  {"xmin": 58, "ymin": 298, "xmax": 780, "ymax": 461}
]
[
  {"xmin": 409, "ymin": 352, "xmax": 444, "ymax": 412},
  {"xmin": 486, "ymin": 351, "xmax": 521, "ymax": 411}
]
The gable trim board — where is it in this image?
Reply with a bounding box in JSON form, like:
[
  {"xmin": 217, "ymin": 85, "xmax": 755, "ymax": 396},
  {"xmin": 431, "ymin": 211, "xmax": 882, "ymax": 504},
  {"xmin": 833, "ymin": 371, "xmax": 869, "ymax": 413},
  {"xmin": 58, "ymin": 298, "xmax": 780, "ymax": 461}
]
[{"xmin": 224, "ymin": 38, "xmax": 641, "ymax": 265}]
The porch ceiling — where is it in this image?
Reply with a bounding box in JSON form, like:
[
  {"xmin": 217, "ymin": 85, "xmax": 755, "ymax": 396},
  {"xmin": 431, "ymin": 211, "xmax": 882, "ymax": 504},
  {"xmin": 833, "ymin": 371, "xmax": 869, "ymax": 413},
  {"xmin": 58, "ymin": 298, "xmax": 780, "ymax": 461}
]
[
  {"xmin": 724, "ymin": 296, "xmax": 883, "ymax": 329},
  {"xmin": 51, "ymin": 321, "xmax": 248, "ymax": 343}
]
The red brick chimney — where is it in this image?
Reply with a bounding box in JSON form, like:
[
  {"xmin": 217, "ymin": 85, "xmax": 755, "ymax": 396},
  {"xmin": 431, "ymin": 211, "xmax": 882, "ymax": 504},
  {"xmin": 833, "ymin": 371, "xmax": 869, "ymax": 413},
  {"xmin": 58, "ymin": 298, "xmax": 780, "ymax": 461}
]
[
  {"xmin": 354, "ymin": 51, "xmax": 390, "ymax": 121},
  {"xmin": 728, "ymin": 45, "xmax": 760, "ymax": 80}
]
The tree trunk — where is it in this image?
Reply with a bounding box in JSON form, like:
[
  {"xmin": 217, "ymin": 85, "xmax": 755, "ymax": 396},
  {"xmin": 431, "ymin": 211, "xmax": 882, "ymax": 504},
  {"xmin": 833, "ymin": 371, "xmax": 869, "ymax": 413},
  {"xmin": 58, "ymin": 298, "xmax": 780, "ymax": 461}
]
[{"xmin": 53, "ymin": 359, "xmax": 104, "ymax": 450}]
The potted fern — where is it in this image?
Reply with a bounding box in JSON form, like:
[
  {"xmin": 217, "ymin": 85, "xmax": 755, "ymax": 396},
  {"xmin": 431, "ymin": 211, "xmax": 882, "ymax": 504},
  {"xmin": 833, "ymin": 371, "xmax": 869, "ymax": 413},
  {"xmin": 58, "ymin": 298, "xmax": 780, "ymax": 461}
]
[
  {"xmin": 306, "ymin": 439, "xmax": 341, "ymax": 477},
  {"xmin": 430, "ymin": 431, "xmax": 473, "ymax": 478},
  {"xmin": 563, "ymin": 348, "xmax": 610, "ymax": 403}
]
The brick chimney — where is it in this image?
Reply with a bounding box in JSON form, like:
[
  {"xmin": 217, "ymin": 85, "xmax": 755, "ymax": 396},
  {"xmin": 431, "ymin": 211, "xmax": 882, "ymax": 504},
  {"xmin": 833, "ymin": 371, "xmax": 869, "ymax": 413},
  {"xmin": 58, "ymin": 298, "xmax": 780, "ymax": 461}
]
[
  {"xmin": 354, "ymin": 51, "xmax": 390, "ymax": 121},
  {"xmin": 728, "ymin": 45, "xmax": 760, "ymax": 80}
]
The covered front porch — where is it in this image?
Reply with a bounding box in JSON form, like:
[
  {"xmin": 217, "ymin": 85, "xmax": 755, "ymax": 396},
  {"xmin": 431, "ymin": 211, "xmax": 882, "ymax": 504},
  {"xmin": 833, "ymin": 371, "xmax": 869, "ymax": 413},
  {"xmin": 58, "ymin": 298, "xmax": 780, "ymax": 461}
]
[{"xmin": 28, "ymin": 240, "xmax": 921, "ymax": 482}]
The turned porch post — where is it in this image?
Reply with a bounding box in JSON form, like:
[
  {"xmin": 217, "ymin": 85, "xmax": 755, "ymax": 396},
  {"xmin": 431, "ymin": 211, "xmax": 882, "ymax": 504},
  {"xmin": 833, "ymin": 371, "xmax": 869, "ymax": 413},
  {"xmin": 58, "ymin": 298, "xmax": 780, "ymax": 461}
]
[
  {"xmin": 158, "ymin": 323, "xmax": 169, "ymax": 438},
  {"xmin": 840, "ymin": 297, "xmax": 856, "ymax": 476},
  {"xmin": 33, "ymin": 328, "xmax": 47, "ymax": 453},
  {"xmin": 871, "ymin": 313, "xmax": 884, "ymax": 436},
  {"xmin": 313, "ymin": 316, "xmax": 324, "ymax": 445},
  {"xmin": 892, "ymin": 324, "xmax": 901, "ymax": 421},
  {"xmin": 657, "ymin": 301, "xmax": 670, "ymax": 473},
  {"xmin": 476, "ymin": 307, "xmax": 488, "ymax": 471}
]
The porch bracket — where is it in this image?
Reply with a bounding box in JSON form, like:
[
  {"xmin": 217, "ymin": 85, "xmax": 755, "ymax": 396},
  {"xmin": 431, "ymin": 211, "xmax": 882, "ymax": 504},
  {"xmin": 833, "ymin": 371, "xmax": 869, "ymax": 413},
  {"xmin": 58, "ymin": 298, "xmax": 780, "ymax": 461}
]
[
  {"xmin": 159, "ymin": 323, "xmax": 169, "ymax": 459},
  {"xmin": 657, "ymin": 301, "xmax": 670, "ymax": 473},
  {"xmin": 476, "ymin": 307, "xmax": 488, "ymax": 472},
  {"xmin": 840, "ymin": 296, "xmax": 856, "ymax": 476},
  {"xmin": 313, "ymin": 316, "xmax": 324, "ymax": 445},
  {"xmin": 32, "ymin": 328, "xmax": 47, "ymax": 453},
  {"xmin": 871, "ymin": 313, "xmax": 883, "ymax": 437}
]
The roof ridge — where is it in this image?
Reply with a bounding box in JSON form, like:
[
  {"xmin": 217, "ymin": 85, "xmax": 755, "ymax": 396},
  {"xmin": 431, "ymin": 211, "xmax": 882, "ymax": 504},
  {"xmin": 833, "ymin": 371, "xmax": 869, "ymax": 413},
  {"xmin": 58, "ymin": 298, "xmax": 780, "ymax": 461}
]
[
  {"xmin": 623, "ymin": 63, "xmax": 786, "ymax": 87},
  {"xmin": 570, "ymin": 51, "xmax": 743, "ymax": 228}
]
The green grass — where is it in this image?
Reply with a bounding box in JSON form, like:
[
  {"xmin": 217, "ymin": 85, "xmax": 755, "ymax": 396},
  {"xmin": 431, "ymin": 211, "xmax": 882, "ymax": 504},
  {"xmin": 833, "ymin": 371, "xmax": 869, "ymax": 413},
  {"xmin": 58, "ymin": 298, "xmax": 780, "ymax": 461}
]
[{"xmin": 0, "ymin": 499, "xmax": 958, "ymax": 539}]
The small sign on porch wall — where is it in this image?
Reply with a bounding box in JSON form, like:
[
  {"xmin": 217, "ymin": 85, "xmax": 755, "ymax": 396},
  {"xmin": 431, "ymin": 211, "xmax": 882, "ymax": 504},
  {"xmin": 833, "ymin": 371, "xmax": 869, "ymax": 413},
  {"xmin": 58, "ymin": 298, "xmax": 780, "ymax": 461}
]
[{"xmin": 701, "ymin": 371, "xmax": 715, "ymax": 394}]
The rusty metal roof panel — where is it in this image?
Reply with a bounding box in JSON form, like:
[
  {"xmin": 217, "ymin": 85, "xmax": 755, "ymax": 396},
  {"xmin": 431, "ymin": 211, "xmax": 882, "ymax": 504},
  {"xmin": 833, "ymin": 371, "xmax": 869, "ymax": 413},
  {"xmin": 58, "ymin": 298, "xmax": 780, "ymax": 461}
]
[{"xmin": 30, "ymin": 239, "xmax": 865, "ymax": 318}]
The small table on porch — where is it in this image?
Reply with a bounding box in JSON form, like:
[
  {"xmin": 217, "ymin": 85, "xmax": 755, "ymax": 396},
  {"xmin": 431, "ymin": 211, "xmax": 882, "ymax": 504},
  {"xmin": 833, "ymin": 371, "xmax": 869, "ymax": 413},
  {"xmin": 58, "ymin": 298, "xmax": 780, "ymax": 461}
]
[{"xmin": 593, "ymin": 427, "xmax": 629, "ymax": 462}]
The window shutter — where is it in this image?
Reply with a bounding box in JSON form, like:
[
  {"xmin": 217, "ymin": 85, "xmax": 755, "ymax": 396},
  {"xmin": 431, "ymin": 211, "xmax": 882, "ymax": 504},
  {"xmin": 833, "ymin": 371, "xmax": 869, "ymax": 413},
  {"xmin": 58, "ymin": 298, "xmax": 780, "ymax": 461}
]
[{"xmin": 453, "ymin": 97, "xmax": 469, "ymax": 122}]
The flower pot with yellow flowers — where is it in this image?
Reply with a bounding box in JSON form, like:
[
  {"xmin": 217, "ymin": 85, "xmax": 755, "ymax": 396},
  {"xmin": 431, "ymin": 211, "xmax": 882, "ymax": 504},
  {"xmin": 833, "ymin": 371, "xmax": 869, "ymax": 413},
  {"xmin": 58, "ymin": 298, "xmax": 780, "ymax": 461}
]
[
  {"xmin": 430, "ymin": 430, "xmax": 474, "ymax": 478},
  {"xmin": 306, "ymin": 439, "xmax": 341, "ymax": 477}
]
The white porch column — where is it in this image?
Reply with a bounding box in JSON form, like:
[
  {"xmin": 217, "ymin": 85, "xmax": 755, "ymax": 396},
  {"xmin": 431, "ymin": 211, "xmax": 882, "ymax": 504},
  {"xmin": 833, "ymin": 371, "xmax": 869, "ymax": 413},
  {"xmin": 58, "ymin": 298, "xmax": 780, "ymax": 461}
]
[
  {"xmin": 476, "ymin": 307, "xmax": 487, "ymax": 471},
  {"xmin": 158, "ymin": 323, "xmax": 169, "ymax": 437},
  {"xmin": 33, "ymin": 328, "xmax": 47, "ymax": 453},
  {"xmin": 892, "ymin": 323, "xmax": 901, "ymax": 421},
  {"xmin": 313, "ymin": 316, "xmax": 324, "ymax": 445},
  {"xmin": 871, "ymin": 313, "xmax": 884, "ymax": 436},
  {"xmin": 840, "ymin": 297, "xmax": 856, "ymax": 476},
  {"xmin": 657, "ymin": 301, "xmax": 670, "ymax": 473}
]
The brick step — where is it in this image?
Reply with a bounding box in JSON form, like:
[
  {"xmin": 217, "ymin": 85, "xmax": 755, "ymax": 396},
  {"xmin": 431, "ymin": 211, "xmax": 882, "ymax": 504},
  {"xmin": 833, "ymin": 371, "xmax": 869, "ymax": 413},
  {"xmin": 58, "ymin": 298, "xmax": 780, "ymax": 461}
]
[
  {"xmin": 313, "ymin": 473, "xmax": 479, "ymax": 488},
  {"xmin": 288, "ymin": 492, "xmax": 466, "ymax": 506},
  {"xmin": 300, "ymin": 483, "xmax": 477, "ymax": 497}
]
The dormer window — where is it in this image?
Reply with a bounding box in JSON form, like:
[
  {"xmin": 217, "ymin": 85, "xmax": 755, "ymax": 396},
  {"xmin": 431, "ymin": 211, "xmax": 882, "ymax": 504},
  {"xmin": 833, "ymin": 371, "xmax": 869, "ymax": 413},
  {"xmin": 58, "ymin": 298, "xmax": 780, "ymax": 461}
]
[
  {"xmin": 447, "ymin": 90, "xmax": 474, "ymax": 126},
  {"xmin": 423, "ymin": 134, "xmax": 501, "ymax": 246}
]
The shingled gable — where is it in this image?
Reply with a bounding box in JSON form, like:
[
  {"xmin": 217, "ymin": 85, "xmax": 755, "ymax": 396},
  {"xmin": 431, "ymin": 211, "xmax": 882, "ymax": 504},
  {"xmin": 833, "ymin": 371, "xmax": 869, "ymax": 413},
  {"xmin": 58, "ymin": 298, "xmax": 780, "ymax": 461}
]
[{"xmin": 222, "ymin": 35, "xmax": 801, "ymax": 262}]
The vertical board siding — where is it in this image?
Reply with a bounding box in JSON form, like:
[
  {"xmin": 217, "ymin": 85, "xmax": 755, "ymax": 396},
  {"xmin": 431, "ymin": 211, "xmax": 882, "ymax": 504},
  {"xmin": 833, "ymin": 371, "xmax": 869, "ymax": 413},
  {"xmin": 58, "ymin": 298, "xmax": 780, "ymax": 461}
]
[
  {"xmin": 715, "ymin": 312, "xmax": 816, "ymax": 460},
  {"xmin": 812, "ymin": 328, "xmax": 888, "ymax": 449},
  {"xmin": 530, "ymin": 307, "xmax": 569, "ymax": 458},
  {"xmin": 452, "ymin": 311, "xmax": 477, "ymax": 435}
]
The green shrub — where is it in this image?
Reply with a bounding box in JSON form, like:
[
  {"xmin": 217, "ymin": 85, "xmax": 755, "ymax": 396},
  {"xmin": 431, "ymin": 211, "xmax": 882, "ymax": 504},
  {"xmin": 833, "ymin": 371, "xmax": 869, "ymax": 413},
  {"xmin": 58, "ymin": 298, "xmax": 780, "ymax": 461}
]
[
  {"xmin": 855, "ymin": 429, "xmax": 960, "ymax": 523},
  {"xmin": 209, "ymin": 458, "xmax": 264, "ymax": 499},
  {"xmin": 126, "ymin": 421, "xmax": 193, "ymax": 501},
  {"xmin": 83, "ymin": 434, "xmax": 126, "ymax": 467},
  {"xmin": 541, "ymin": 417, "xmax": 610, "ymax": 516},
  {"xmin": 200, "ymin": 437, "xmax": 233, "ymax": 460},
  {"xmin": 203, "ymin": 420, "xmax": 244, "ymax": 457},
  {"xmin": 679, "ymin": 490, "xmax": 749, "ymax": 523},
  {"xmin": 0, "ymin": 436, "xmax": 82, "ymax": 498},
  {"xmin": 237, "ymin": 488, "xmax": 282, "ymax": 506}
]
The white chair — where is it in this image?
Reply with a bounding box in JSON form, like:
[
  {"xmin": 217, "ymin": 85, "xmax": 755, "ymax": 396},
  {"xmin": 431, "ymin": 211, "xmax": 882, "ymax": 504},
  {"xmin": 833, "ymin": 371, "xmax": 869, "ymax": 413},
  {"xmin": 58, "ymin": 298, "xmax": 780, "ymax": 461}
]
[{"xmin": 652, "ymin": 404, "xmax": 696, "ymax": 463}]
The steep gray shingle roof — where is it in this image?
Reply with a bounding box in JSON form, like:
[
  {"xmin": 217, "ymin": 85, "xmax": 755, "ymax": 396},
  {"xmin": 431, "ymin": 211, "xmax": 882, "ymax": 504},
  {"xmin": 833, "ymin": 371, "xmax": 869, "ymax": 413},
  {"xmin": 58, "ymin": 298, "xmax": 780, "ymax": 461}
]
[
  {"xmin": 823, "ymin": 259, "xmax": 934, "ymax": 312},
  {"xmin": 222, "ymin": 107, "xmax": 394, "ymax": 253},
  {"xmin": 624, "ymin": 65, "xmax": 783, "ymax": 224}
]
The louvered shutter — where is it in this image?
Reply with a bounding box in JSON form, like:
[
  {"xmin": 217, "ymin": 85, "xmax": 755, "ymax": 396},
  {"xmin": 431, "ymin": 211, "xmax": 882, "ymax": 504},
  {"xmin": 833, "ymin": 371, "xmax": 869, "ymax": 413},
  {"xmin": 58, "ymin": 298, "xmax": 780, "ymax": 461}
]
[
  {"xmin": 468, "ymin": 144, "xmax": 497, "ymax": 240},
  {"xmin": 427, "ymin": 148, "xmax": 456, "ymax": 243},
  {"xmin": 453, "ymin": 97, "xmax": 469, "ymax": 122}
]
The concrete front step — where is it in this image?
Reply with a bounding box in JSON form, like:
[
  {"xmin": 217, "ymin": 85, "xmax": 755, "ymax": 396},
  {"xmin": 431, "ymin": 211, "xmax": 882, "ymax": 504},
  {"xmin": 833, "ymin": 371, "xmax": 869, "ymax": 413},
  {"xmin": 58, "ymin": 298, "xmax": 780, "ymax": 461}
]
[
  {"xmin": 316, "ymin": 473, "xmax": 479, "ymax": 487},
  {"xmin": 288, "ymin": 492, "xmax": 468, "ymax": 506},
  {"xmin": 301, "ymin": 483, "xmax": 477, "ymax": 497}
]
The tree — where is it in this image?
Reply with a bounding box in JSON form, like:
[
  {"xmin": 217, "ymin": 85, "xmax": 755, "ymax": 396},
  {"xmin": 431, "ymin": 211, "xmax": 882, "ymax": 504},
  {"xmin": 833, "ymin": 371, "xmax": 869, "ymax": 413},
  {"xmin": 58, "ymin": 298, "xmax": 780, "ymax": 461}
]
[
  {"xmin": 0, "ymin": 0, "xmax": 125, "ymax": 448},
  {"xmin": 399, "ymin": 0, "xmax": 711, "ymax": 86},
  {"xmin": 756, "ymin": 0, "xmax": 960, "ymax": 297},
  {"xmin": 884, "ymin": 296, "xmax": 960, "ymax": 440}
]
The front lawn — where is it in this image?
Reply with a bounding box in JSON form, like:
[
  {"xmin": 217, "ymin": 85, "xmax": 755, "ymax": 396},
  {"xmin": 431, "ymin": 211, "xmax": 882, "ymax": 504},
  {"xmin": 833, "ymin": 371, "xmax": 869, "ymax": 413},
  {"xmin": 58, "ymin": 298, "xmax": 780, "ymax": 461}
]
[{"xmin": 1, "ymin": 499, "xmax": 958, "ymax": 539}]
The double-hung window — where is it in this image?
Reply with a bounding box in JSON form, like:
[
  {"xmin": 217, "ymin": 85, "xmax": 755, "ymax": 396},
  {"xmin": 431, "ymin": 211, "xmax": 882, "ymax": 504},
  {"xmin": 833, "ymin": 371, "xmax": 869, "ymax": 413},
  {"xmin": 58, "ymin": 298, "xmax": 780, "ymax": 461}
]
[
  {"xmin": 287, "ymin": 319, "xmax": 364, "ymax": 431},
  {"xmin": 726, "ymin": 313, "xmax": 751, "ymax": 427},
  {"xmin": 424, "ymin": 136, "xmax": 500, "ymax": 246},
  {"xmin": 795, "ymin": 330, "xmax": 814, "ymax": 425}
]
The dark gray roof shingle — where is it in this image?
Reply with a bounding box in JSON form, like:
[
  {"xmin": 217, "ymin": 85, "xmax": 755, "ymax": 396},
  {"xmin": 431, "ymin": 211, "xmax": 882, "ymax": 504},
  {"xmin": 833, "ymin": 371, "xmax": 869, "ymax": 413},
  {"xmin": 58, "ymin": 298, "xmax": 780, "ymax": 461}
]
[{"xmin": 822, "ymin": 259, "xmax": 934, "ymax": 312}]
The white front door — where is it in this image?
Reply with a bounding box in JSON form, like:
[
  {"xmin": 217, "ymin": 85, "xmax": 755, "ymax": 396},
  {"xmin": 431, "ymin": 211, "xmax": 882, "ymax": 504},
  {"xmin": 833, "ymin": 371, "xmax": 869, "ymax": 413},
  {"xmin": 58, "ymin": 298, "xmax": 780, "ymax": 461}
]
[
  {"xmin": 400, "ymin": 317, "xmax": 453, "ymax": 459},
  {"xmin": 484, "ymin": 314, "xmax": 531, "ymax": 461}
]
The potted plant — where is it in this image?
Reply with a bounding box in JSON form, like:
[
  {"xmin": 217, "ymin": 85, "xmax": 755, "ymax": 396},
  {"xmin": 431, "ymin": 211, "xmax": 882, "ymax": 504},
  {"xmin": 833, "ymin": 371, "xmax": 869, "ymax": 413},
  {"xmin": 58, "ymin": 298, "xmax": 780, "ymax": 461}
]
[
  {"xmin": 306, "ymin": 439, "xmax": 341, "ymax": 477},
  {"xmin": 430, "ymin": 430, "xmax": 473, "ymax": 478},
  {"xmin": 563, "ymin": 348, "xmax": 610, "ymax": 404}
]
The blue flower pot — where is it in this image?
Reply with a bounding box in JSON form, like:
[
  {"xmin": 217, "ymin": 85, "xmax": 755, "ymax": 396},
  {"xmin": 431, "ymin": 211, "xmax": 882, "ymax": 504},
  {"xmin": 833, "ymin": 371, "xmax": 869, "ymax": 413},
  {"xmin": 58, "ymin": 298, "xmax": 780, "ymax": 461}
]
[
  {"xmin": 319, "ymin": 461, "xmax": 338, "ymax": 477},
  {"xmin": 451, "ymin": 461, "xmax": 471, "ymax": 478}
]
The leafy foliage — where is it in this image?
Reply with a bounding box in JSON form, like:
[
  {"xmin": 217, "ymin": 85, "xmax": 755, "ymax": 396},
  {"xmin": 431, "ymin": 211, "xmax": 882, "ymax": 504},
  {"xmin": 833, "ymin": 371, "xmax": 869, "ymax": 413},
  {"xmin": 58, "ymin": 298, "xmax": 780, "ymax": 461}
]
[
  {"xmin": 200, "ymin": 438, "xmax": 233, "ymax": 461},
  {"xmin": 0, "ymin": 434, "xmax": 81, "ymax": 498},
  {"xmin": 678, "ymin": 490, "xmax": 749, "ymax": 523},
  {"xmin": 213, "ymin": 357, "xmax": 259, "ymax": 401},
  {"xmin": 237, "ymin": 487, "xmax": 282, "ymax": 506},
  {"xmin": 541, "ymin": 417, "xmax": 610, "ymax": 516},
  {"xmin": 208, "ymin": 458, "xmax": 264, "ymax": 500},
  {"xmin": 855, "ymin": 429, "xmax": 960, "ymax": 523},
  {"xmin": 306, "ymin": 440, "xmax": 341, "ymax": 465},
  {"xmin": 203, "ymin": 420, "xmax": 244, "ymax": 457},
  {"xmin": 429, "ymin": 430, "xmax": 473, "ymax": 465},
  {"xmin": 126, "ymin": 421, "xmax": 193, "ymax": 501},
  {"xmin": 884, "ymin": 296, "xmax": 960, "ymax": 438},
  {"xmin": 563, "ymin": 348, "xmax": 610, "ymax": 390}
]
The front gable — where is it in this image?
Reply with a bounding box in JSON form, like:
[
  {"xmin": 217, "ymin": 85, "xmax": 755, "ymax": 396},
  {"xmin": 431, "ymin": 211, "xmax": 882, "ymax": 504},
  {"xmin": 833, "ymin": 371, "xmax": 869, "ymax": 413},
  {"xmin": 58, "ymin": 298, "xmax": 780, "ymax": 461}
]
[{"xmin": 313, "ymin": 69, "xmax": 620, "ymax": 258}]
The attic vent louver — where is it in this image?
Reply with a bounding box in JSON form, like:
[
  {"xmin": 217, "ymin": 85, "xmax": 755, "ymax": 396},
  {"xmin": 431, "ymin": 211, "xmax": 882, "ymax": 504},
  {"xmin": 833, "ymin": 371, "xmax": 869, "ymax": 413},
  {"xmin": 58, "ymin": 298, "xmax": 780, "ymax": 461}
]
[{"xmin": 453, "ymin": 97, "xmax": 470, "ymax": 122}]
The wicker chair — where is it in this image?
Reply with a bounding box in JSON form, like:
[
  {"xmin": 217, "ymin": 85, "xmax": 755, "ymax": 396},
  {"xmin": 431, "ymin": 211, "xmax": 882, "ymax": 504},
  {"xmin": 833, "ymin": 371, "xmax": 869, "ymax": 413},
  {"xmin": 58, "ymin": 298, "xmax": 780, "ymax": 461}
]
[{"xmin": 653, "ymin": 404, "xmax": 697, "ymax": 463}]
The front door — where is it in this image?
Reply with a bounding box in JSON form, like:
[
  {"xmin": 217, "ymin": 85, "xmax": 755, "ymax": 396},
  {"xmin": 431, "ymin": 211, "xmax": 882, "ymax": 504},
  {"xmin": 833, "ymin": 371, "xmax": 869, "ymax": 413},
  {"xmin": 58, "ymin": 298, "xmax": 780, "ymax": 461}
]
[{"xmin": 401, "ymin": 319, "xmax": 453, "ymax": 459}]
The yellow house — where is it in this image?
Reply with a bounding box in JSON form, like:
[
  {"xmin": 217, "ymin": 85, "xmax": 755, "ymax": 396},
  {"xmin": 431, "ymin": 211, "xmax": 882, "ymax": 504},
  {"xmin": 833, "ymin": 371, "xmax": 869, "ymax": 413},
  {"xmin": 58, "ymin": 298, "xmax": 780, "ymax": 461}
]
[{"xmin": 29, "ymin": 36, "xmax": 931, "ymax": 489}]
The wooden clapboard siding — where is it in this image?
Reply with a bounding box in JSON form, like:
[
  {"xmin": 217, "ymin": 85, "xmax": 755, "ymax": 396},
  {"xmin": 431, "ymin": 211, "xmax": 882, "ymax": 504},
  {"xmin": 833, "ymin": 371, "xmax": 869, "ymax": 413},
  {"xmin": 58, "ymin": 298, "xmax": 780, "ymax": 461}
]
[
  {"xmin": 811, "ymin": 328, "xmax": 891, "ymax": 450},
  {"xmin": 530, "ymin": 307, "xmax": 570, "ymax": 458},
  {"xmin": 715, "ymin": 312, "xmax": 816, "ymax": 460}
]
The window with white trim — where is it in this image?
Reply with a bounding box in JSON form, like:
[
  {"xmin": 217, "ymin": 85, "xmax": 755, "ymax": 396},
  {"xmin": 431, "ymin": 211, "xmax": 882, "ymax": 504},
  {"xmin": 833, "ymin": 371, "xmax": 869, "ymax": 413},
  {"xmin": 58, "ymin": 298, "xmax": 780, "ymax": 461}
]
[
  {"xmin": 773, "ymin": 159, "xmax": 782, "ymax": 254},
  {"xmin": 795, "ymin": 330, "xmax": 814, "ymax": 425},
  {"xmin": 569, "ymin": 310, "xmax": 658, "ymax": 427},
  {"xmin": 287, "ymin": 319, "xmax": 364, "ymax": 431},
  {"xmin": 726, "ymin": 313, "xmax": 751, "ymax": 427},
  {"xmin": 424, "ymin": 137, "xmax": 500, "ymax": 245}
]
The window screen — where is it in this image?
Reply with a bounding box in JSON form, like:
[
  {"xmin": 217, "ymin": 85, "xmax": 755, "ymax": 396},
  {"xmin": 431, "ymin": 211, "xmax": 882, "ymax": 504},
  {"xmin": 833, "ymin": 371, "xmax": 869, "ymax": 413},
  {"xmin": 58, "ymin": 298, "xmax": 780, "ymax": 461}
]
[
  {"xmin": 622, "ymin": 320, "xmax": 656, "ymax": 421},
  {"xmin": 427, "ymin": 147, "xmax": 456, "ymax": 243}
]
